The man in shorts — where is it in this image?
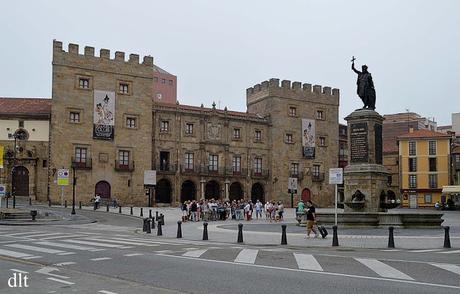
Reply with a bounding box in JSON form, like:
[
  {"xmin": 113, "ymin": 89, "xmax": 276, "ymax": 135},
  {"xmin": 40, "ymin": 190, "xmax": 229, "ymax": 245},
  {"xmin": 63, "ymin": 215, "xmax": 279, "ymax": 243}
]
[{"xmin": 306, "ymin": 201, "xmax": 319, "ymax": 238}]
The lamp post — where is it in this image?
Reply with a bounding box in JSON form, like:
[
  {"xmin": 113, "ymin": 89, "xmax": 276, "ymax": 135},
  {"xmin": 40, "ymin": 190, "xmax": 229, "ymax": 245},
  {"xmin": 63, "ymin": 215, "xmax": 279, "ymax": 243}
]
[{"xmin": 71, "ymin": 165, "xmax": 76, "ymax": 215}]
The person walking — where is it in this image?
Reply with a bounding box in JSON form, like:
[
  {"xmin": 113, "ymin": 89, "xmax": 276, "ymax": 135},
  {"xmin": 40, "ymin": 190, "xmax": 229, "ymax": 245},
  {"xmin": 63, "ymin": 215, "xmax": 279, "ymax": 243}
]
[
  {"xmin": 306, "ymin": 201, "xmax": 319, "ymax": 238},
  {"xmin": 94, "ymin": 194, "xmax": 101, "ymax": 210},
  {"xmin": 277, "ymin": 201, "xmax": 284, "ymax": 221},
  {"xmin": 255, "ymin": 200, "xmax": 263, "ymax": 219}
]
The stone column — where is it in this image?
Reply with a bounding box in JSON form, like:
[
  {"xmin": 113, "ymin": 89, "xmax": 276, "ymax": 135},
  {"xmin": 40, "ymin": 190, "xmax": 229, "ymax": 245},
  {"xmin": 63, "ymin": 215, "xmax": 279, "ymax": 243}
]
[
  {"xmin": 200, "ymin": 178, "xmax": 205, "ymax": 199},
  {"xmin": 224, "ymin": 179, "xmax": 230, "ymax": 201}
]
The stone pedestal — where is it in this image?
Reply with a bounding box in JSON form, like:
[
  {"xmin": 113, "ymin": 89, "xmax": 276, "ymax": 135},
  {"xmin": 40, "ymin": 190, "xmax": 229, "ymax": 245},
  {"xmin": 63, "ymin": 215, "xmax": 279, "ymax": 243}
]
[{"xmin": 343, "ymin": 109, "xmax": 389, "ymax": 212}]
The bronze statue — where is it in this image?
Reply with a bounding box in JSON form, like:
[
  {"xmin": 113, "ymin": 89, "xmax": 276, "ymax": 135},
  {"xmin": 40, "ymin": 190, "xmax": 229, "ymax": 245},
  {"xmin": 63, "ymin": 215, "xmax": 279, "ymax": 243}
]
[{"xmin": 351, "ymin": 56, "xmax": 376, "ymax": 110}]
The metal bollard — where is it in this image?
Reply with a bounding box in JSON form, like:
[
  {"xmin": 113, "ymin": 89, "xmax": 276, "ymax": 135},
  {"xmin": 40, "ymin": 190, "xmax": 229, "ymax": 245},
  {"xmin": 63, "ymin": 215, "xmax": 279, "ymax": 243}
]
[
  {"xmin": 79, "ymin": 201, "xmax": 82, "ymax": 209},
  {"xmin": 443, "ymin": 226, "xmax": 451, "ymax": 248},
  {"xmin": 48, "ymin": 199, "xmax": 51, "ymax": 207},
  {"xmin": 30, "ymin": 210, "xmax": 37, "ymax": 221},
  {"xmin": 142, "ymin": 218, "xmax": 148, "ymax": 232},
  {"xmin": 130, "ymin": 206, "xmax": 133, "ymax": 215},
  {"xmin": 29, "ymin": 197, "xmax": 32, "ymax": 206},
  {"xmin": 106, "ymin": 204, "xmax": 109, "ymax": 212},
  {"xmin": 177, "ymin": 221, "xmax": 182, "ymax": 238},
  {"xmin": 388, "ymin": 226, "xmax": 395, "ymax": 248},
  {"xmin": 64, "ymin": 200, "xmax": 67, "ymax": 208},
  {"xmin": 237, "ymin": 223, "xmax": 244, "ymax": 243},
  {"xmin": 146, "ymin": 219, "xmax": 152, "ymax": 234},
  {"xmin": 203, "ymin": 222, "xmax": 209, "ymax": 240},
  {"xmin": 151, "ymin": 217, "xmax": 155, "ymax": 229},
  {"xmin": 332, "ymin": 225, "xmax": 339, "ymax": 247},
  {"xmin": 149, "ymin": 209, "xmax": 153, "ymax": 219},
  {"xmin": 119, "ymin": 206, "xmax": 122, "ymax": 214},
  {"xmin": 281, "ymin": 224, "xmax": 287, "ymax": 245},
  {"xmin": 157, "ymin": 222, "xmax": 163, "ymax": 236},
  {"xmin": 140, "ymin": 207, "xmax": 143, "ymax": 217},
  {"xmin": 156, "ymin": 211, "xmax": 159, "ymax": 221}
]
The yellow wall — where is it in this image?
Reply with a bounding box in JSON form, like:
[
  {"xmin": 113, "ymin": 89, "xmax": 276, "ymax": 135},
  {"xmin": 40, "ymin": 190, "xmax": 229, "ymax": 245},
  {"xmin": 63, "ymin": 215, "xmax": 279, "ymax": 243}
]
[
  {"xmin": 0, "ymin": 119, "xmax": 49, "ymax": 142},
  {"xmin": 0, "ymin": 120, "xmax": 19, "ymax": 140}
]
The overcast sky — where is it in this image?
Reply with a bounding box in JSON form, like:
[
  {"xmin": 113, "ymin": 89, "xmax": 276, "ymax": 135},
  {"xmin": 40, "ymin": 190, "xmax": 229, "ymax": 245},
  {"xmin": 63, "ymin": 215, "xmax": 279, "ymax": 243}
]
[{"xmin": 1, "ymin": 0, "xmax": 459, "ymax": 125}]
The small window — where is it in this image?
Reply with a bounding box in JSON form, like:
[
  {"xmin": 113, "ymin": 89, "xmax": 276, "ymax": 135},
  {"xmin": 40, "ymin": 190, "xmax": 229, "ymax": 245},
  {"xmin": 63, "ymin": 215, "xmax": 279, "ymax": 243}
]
[
  {"xmin": 74, "ymin": 147, "xmax": 87, "ymax": 163},
  {"xmin": 160, "ymin": 121, "xmax": 169, "ymax": 132},
  {"xmin": 209, "ymin": 154, "xmax": 219, "ymax": 172},
  {"xmin": 319, "ymin": 136, "xmax": 326, "ymax": 146},
  {"xmin": 316, "ymin": 110, "xmax": 324, "ymax": 120},
  {"xmin": 408, "ymin": 158, "xmax": 417, "ymax": 172},
  {"xmin": 126, "ymin": 117, "xmax": 137, "ymax": 128},
  {"xmin": 289, "ymin": 107, "xmax": 297, "ymax": 117},
  {"xmin": 232, "ymin": 156, "xmax": 241, "ymax": 173},
  {"xmin": 19, "ymin": 120, "xmax": 24, "ymax": 128},
  {"xmin": 184, "ymin": 152, "xmax": 194, "ymax": 170},
  {"xmin": 118, "ymin": 150, "xmax": 130, "ymax": 166},
  {"xmin": 79, "ymin": 78, "xmax": 90, "ymax": 89},
  {"xmin": 409, "ymin": 141, "xmax": 416, "ymax": 156},
  {"xmin": 429, "ymin": 174, "xmax": 437, "ymax": 188},
  {"xmin": 429, "ymin": 158, "xmax": 437, "ymax": 172},
  {"xmin": 119, "ymin": 83, "xmax": 129, "ymax": 94},
  {"xmin": 428, "ymin": 141, "xmax": 436, "ymax": 155},
  {"xmin": 285, "ymin": 133, "xmax": 293, "ymax": 143},
  {"xmin": 161, "ymin": 79, "xmax": 166, "ymax": 84},
  {"xmin": 409, "ymin": 175, "xmax": 417, "ymax": 189},
  {"xmin": 312, "ymin": 164, "xmax": 321, "ymax": 177},
  {"xmin": 154, "ymin": 77, "xmax": 158, "ymax": 82},
  {"xmin": 42, "ymin": 159, "xmax": 48, "ymax": 168},
  {"xmin": 455, "ymin": 154, "xmax": 460, "ymax": 163},
  {"xmin": 69, "ymin": 112, "xmax": 80, "ymax": 123},
  {"xmin": 185, "ymin": 123, "xmax": 193, "ymax": 135},
  {"xmin": 424, "ymin": 194, "xmax": 432, "ymax": 204},
  {"xmin": 255, "ymin": 130, "xmax": 262, "ymax": 141},
  {"xmin": 168, "ymin": 80, "xmax": 173, "ymax": 85},
  {"xmin": 233, "ymin": 128, "xmax": 241, "ymax": 139},
  {"xmin": 290, "ymin": 163, "xmax": 299, "ymax": 176},
  {"xmin": 254, "ymin": 157, "xmax": 262, "ymax": 173}
]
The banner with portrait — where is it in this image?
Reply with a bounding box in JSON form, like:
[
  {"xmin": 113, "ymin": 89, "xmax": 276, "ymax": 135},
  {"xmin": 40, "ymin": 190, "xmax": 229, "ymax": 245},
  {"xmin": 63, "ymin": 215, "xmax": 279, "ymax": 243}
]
[
  {"xmin": 93, "ymin": 90, "xmax": 115, "ymax": 140},
  {"xmin": 302, "ymin": 118, "xmax": 315, "ymax": 158}
]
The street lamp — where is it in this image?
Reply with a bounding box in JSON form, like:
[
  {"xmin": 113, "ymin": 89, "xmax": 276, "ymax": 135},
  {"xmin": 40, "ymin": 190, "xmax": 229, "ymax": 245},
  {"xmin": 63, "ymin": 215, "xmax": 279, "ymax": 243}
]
[
  {"xmin": 71, "ymin": 165, "xmax": 76, "ymax": 215},
  {"xmin": 8, "ymin": 129, "xmax": 28, "ymax": 209}
]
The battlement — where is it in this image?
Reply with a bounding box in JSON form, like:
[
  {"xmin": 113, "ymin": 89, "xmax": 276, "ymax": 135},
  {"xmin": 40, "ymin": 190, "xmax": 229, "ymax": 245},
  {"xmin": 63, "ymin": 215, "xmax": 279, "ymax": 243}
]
[{"xmin": 52, "ymin": 40, "xmax": 154, "ymax": 69}]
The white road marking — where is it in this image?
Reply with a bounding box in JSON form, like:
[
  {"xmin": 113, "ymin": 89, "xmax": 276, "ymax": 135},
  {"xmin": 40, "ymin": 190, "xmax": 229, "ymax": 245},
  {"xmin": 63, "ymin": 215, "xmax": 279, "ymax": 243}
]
[
  {"xmin": 124, "ymin": 253, "xmax": 144, "ymax": 257},
  {"xmin": 22, "ymin": 256, "xmax": 42, "ymax": 260},
  {"xmin": 36, "ymin": 241, "xmax": 105, "ymax": 252},
  {"xmin": 430, "ymin": 263, "xmax": 460, "ymax": 275},
  {"xmin": 355, "ymin": 258, "xmax": 413, "ymax": 280},
  {"xmin": 6, "ymin": 243, "xmax": 66, "ymax": 254},
  {"xmin": 182, "ymin": 249, "xmax": 208, "ymax": 258},
  {"xmin": 62, "ymin": 239, "xmax": 125, "ymax": 248},
  {"xmin": 40, "ymin": 234, "xmax": 86, "ymax": 240},
  {"xmin": 438, "ymin": 249, "xmax": 460, "ymax": 254},
  {"xmin": 409, "ymin": 249, "xmax": 443, "ymax": 253},
  {"xmin": 4, "ymin": 231, "xmax": 46, "ymax": 236},
  {"xmin": 57, "ymin": 252, "xmax": 76, "ymax": 256},
  {"xmin": 0, "ymin": 248, "xmax": 32, "ymax": 258},
  {"xmin": 99, "ymin": 290, "xmax": 118, "ymax": 294},
  {"xmin": 234, "ymin": 249, "xmax": 258, "ymax": 264},
  {"xmin": 184, "ymin": 247, "xmax": 199, "ymax": 251},
  {"xmin": 25, "ymin": 233, "xmax": 63, "ymax": 239},
  {"xmin": 53, "ymin": 262, "xmax": 76, "ymax": 266},
  {"xmin": 82, "ymin": 238, "xmax": 159, "ymax": 247},
  {"xmin": 154, "ymin": 250, "xmax": 174, "ymax": 254},
  {"xmin": 47, "ymin": 277, "xmax": 74, "ymax": 285},
  {"xmin": 293, "ymin": 253, "xmax": 323, "ymax": 271},
  {"xmin": 35, "ymin": 267, "xmax": 70, "ymax": 279},
  {"xmin": 381, "ymin": 249, "xmax": 402, "ymax": 252},
  {"xmin": 10, "ymin": 269, "xmax": 28, "ymax": 274},
  {"xmin": 90, "ymin": 257, "xmax": 112, "ymax": 261}
]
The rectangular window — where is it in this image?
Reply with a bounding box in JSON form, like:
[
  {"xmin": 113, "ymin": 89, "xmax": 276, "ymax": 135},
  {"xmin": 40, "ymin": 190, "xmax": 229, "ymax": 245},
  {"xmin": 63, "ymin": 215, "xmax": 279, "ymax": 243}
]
[
  {"xmin": 409, "ymin": 175, "xmax": 417, "ymax": 189},
  {"xmin": 408, "ymin": 158, "xmax": 417, "ymax": 172},
  {"xmin": 319, "ymin": 136, "xmax": 326, "ymax": 146},
  {"xmin": 160, "ymin": 121, "xmax": 169, "ymax": 132},
  {"xmin": 118, "ymin": 150, "xmax": 130, "ymax": 166},
  {"xmin": 285, "ymin": 133, "xmax": 293, "ymax": 143},
  {"xmin": 289, "ymin": 107, "xmax": 297, "ymax": 117},
  {"xmin": 126, "ymin": 117, "xmax": 136, "ymax": 128},
  {"xmin": 409, "ymin": 141, "xmax": 416, "ymax": 156},
  {"xmin": 184, "ymin": 153, "xmax": 194, "ymax": 170},
  {"xmin": 291, "ymin": 163, "xmax": 299, "ymax": 176},
  {"xmin": 119, "ymin": 83, "xmax": 129, "ymax": 94},
  {"xmin": 312, "ymin": 164, "xmax": 320, "ymax": 177},
  {"xmin": 161, "ymin": 78, "xmax": 166, "ymax": 84},
  {"xmin": 42, "ymin": 159, "xmax": 47, "ymax": 168},
  {"xmin": 168, "ymin": 80, "xmax": 173, "ymax": 85},
  {"xmin": 185, "ymin": 123, "xmax": 193, "ymax": 135},
  {"xmin": 79, "ymin": 78, "xmax": 89, "ymax": 89},
  {"xmin": 75, "ymin": 147, "xmax": 87, "ymax": 163},
  {"xmin": 254, "ymin": 157, "xmax": 262, "ymax": 174},
  {"xmin": 429, "ymin": 157, "xmax": 437, "ymax": 172},
  {"xmin": 19, "ymin": 120, "xmax": 24, "ymax": 128},
  {"xmin": 455, "ymin": 154, "xmax": 460, "ymax": 163},
  {"xmin": 232, "ymin": 156, "xmax": 241, "ymax": 173},
  {"xmin": 316, "ymin": 110, "xmax": 324, "ymax": 120},
  {"xmin": 255, "ymin": 130, "xmax": 262, "ymax": 141},
  {"xmin": 424, "ymin": 194, "xmax": 432, "ymax": 204},
  {"xmin": 428, "ymin": 141, "xmax": 437, "ymax": 156},
  {"xmin": 69, "ymin": 112, "xmax": 80, "ymax": 123},
  {"xmin": 233, "ymin": 128, "xmax": 241, "ymax": 139},
  {"xmin": 209, "ymin": 154, "xmax": 218, "ymax": 172},
  {"xmin": 429, "ymin": 174, "xmax": 437, "ymax": 188}
]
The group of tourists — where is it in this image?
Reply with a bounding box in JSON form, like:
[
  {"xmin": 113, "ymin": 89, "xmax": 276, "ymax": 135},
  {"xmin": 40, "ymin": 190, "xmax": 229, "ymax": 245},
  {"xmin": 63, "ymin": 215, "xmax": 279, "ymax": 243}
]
[{"xmin": 180, "ymin": 199, "xmax": 286, "ymax": 222}]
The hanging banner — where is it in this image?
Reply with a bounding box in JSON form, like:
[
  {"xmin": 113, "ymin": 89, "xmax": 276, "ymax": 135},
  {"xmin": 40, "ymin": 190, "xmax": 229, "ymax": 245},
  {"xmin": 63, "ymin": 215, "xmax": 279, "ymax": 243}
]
[
  {"xmin": 302, "ymin": 119, "xmax": 315, "ymax": 158},
  {"xmin": 0, "ymin": 145, "xmax": 4, "ymax": 169},
  {"xmin": 93, "ymin": 90, "xmax": 115, "ymax": 140}
]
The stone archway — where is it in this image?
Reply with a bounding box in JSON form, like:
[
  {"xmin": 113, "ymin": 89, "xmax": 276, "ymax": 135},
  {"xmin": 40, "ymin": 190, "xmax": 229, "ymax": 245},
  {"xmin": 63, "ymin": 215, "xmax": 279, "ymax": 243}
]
[
  {"xmin": 229, "ymin": 182, "xmax": 244, "ymax": 201},
  {"xmin": 181, "ymin": 180, "xmax": 196, "ymax": 203},
  {"xmin": 156, "ymin": 179, "xmax": 172, "ymax": 203},
  {"xmin": 12, "ymin": 166, "xmax": 29, "ymax": 196},
  {"xmin": 95, "ymin": 181, "xmax": 111, "ymax": 199},
  {"xmin": 301, "ymin": 188, "xmax": 311, "ymax": 203},
  {"xmin": 251, "ymin": 182, "xmax": 264, "ymax": 203},
  {"xmin": 205, "ymin": 180, "xmax": 220, "ymax": 200}
]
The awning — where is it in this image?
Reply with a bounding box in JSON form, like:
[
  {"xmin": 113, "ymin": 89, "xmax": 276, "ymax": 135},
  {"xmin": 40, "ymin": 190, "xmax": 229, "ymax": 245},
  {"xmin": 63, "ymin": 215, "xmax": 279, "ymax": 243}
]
[{"xmin": 442, "ymin": 186, "xmax": 460, "ymax": 193}]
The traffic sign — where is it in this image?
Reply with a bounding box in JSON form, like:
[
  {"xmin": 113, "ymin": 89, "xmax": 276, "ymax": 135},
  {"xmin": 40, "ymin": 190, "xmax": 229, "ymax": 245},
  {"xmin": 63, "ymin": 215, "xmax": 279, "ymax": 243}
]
[
  {"xmin": 329, "ymin": 168, "xmax": 343, "ymax": 185},
  {"xmin": 0, "ymin": 184, "xmax": 5, "ymax": 197},
  {"xmin": 57, "ymin": 169, "xmax": 70, "ymax": 186},
  {"xmin": 288, "ymin": 177, "xmax": 298, "ymax": 194}
]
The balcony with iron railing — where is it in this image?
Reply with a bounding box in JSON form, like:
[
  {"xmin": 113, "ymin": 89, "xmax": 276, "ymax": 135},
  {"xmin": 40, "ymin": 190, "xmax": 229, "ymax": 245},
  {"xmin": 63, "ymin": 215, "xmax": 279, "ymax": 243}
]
[
  {"xmin": 225, "ymin": 167, "xmax": 248, "ymax": 177},
  {"xmin": 114, "ymin": 160, "xmax": 135, "ymax": 172},
  {"xmin": 251, "ymin": 169, "xmax": 269, "ymax": 179},
  {"xmin": 155, "ymin": 163, "xmax": 177, "ymax": 174},
  {"xmin": 180, "ymin": 164, "xmax": 199, "ymax": 174},
  {"xmin": 199, "ymin": 165, "xmax": 225, "ymax": 176},
  {"xmin": 71, "ymin": 157, "xmax": 92, "ymax": 170},
  {"xmin": 311, "ymin": 172, "xmax": 325, "ymax": 182}
]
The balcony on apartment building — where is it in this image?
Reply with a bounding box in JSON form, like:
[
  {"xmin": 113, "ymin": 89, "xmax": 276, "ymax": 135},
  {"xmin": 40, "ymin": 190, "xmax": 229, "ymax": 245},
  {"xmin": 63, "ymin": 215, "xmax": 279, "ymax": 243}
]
[
  {"xmin": 311, "ymin": 172, "xmax": 325, "ymax": 182},
  {"xmin": 114, "ymin": 160, "xmax": 135, "ymax": 172},
  {"xmin": 71, "ymin": 157, "xmax": 92, "ymax": 170}
]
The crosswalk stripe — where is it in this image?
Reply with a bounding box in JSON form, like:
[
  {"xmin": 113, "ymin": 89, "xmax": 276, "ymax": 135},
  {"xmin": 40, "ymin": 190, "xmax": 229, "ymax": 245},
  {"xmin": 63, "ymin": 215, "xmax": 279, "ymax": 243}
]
[
  {"xmin": 47, "ymin": 277, "xmax": 75, "ymax": 285},
  {"xmin": 82, "ymin": 238, "xmax": 159, "ymax": 247},
  {"xmin": 430, "ymin": 263, "xmax": 460, "ymax": 275},
  {"xmin": 40, "ymin": 234, "xmax": 87, "ymax": 240},
  {"xmin": 62, "ymin": 240, "xmax": 125, "ymax": 248},
  {"xmin": 36, "ymin": 241, "xmax": 105, "ymax": 252},
  {"xmin": 5, "ymin": 243, "xmax": 66, "ymax": 254},
  {"xmin": 293, "ymin": 253, "xmax": 323, "ymax": 271},
  {"xmin": 90, "ymin": 257, "xmax": 112, "ymax": 261},
  {"xmin": 57, "ymin": 252, "xmax": 76, "ymax": 256},
  {"xmin": 99, "ymin": 290, "xmax": 118, "ymax": 294},
  {"xmin": 53, "ymin": 262, "xmax": 77, "ymax": 266},
  {"xmin": 25, "ymin": 233, "xmax": 63, "ymax": 239},
  {"xmin": 10, "ymin": 269, "xmax": 28, "ymax": 274},
  {"xmin": 438, "ymin": 250, "xmax": 460, "ymax": 254},
  {"xmin": 124, "ymin": 253, "xmax": 143, "ymax": 257},
  {"xmin": 409, "ymin": 249, "xmax": 443, "ymax": 253},
  {"xmin": 234, "ymin": 249, "xmax": 258, "ymax": 264},
  {"xmin": 182, "ymin": 249, "xmax": 208, "ymax": 258},
  {"xmin": 355, "ymin": 258, "xmax": 413, "ymax": 280},
  {"xmin": 0, "ymin": 248, "xmax": 33, "ymax": 258},
  {"xmin": 381, "ymin": 249, "xmax": 402, "ymax": 252},
  {"xmin": 22, "ymin": 255, "xmax": 42, "ymax": 260},
  {"xmin": 4, "ymin": 231, "xmax": 46, "ymax": 237}
]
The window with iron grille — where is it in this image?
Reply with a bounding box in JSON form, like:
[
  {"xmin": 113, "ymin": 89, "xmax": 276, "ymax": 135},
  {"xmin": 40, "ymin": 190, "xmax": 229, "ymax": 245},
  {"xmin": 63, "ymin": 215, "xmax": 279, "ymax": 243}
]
[
  {"xmin": 429, "ymin": 157, "xmax": 437, "ymax": 172},
  {"xmin": 119, "ymin": 83, "xmax": 129, "ymax": 94},
  {"xmin": 285, "ymin": 133, "xmax": 293, "ymax": 143},
  {"xmin": 75, "ymin": 147, "xmax": 87, "ymax": 163},
  {"xmin": 79, "ymin": 78, "xmax": 89, "ymax": 89},
  {"xmin": 254, "ymin": 157, "xmax": 262, "ymax": 174},
  {"xmin": 233, "ymin": 128, "xmax": 241, "ymax": 139},
  {"xmin": 184, "ymin": 153, "xmax": 194, "ymax": 170},
  {"xmin": 429, "ymin": 174, "xmax": 437, "ymax": 188},
  {"xmin": 232, "ymin": 156, "xmax": 241, "ymax": 173},
  {"xmin": 69, "ymin": 112, "xmax": 80, "ymax": 123},
  {"xmin": 118, "ymin": 150, "xmax": 130, "ymax": 166},
  {"xmin": 289, "ymin": 107, "xmax": 297, "ymax": 117},
  {"xmin": 409, "ymin": 174, "xmax": 417, "ymax": 188},
  {"xmin": 291, "ymin": 163, "xmax": 299, "ymax": 176},
  {"xmin": 312, "ymin": 164, "xmax": 321, "ymax": 177},
  {"xmin": 409, "ymin": 141, "xmax": 416, "ymax": 156},
  {"xmin": 428, "ymin": 141, "xmax": 437, "ymax": 156},
  {"xmin": 209, "ymin": 154, "xmax": 218, "ymax": 172},
  {"xmin": 126, "ymin": 117, "xmax": 136, "ymax": 128},
  {"xmin": 255, "ymin": 130, "xmax": 262, "ymax": 141},
  {"xmin": 185, "ymin": 123, "xmax": 193, "ymax": 135},
  {"xmin": 160, "ymin": 121, "xmax": 169, "ymax": 132},
  {"xmin": 408, "ymin": 158, "xmax": 417, "ymax": 172}
]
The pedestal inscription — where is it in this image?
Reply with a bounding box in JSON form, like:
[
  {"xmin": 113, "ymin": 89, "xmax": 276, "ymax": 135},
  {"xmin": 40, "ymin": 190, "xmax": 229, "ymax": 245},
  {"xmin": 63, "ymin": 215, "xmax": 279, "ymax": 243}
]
[
  {"xmin": 374, "ymin": 123, "xmax": 382, "ymax": 164},
  {"xmin": 350, "ymin": 122, "xmax": 368, "ymax": 163}
]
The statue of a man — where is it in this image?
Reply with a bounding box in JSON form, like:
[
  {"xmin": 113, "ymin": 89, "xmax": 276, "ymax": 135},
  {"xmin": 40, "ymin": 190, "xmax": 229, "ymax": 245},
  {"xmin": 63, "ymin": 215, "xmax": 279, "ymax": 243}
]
[{"xmin": 351, "ymin": 58, "xmax": 376, "ymax": 110}]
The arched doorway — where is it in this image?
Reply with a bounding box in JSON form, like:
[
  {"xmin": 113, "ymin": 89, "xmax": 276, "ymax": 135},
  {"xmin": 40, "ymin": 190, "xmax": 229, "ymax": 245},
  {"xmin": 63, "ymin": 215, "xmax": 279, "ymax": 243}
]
[
  {"xmin": 205, "ymin": 180, "xmax": 220, "ymax": 199},
  {"xmin": 251, "ymin": 183, "xmax": 264, "ymax": 203},
  {"xmin": 229, "ymin": 182, "xmax": 243, "ymax": 201},
  {"xmin": 95, "ymin": 181, "xmax": 111, "ymax": 199},
  {"xmin": 156, "ymin": 179, "xmax": 172, "ymax": 203},
  {"xmin": 181, "ymin": 180, "xmax": 196, "ymax": 203},
  {"xmin": 301, "ymin": 188, "xmax": 311, "ymax": 203},
  {"xmin": 12, "ymin": 166, "xmax": 29, "ymax": 196}
]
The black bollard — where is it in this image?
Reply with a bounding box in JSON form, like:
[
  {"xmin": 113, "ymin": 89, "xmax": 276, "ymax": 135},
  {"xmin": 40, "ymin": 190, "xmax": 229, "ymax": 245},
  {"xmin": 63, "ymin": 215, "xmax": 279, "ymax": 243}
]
[
  {"xmin": 388, "ymin": 226, "xmax": 395, "ymax": 248},
  {"xmin": 155, "ymin": 211, "xmax": 159, "ymax": 221},
  {"xmin": 443, "ymin": 226, "xmax": 451, "ymax": 248},
  {"xmin": 6, "ymin": 197, "xmax": 8, "ymax": 208},
  {"xmin": 142, "ymin": 218, "xmax": 148, "ymax": 232},
  {"xmin": 332, "ymin": 225, "xmax": 339, "ymax": 247},
  {"xmin": 237, "ymin": 223, "xmax": 244, "ymax": 243},
  {"xmin": 177, "ymin": 221, "xmax": 182, "ymax": 238},
  {"xmin": 281, "ymin": 224, "xmax": 287, "ymax": 245},
  {"xmin": 151, "ymin": 217, "xmax": 155, "ymax": 229},
  {"xmin": 160, "ymin": 213, "xmax": 165, "ymax": 226},
  {"xmin": 203, "ymin": 222, "xmax": 209, "ymax": 240},
  {"xmin": 146, "ymin": 219, "xmax": 152, "ymax": 234},
  {"xmin": 119, "ymin": 206, "xmax": 122, "ymax": 213},
  {"xmin": 79, "ymin": 201, "xmax": 82, "ymax": 209},
  {"xmin": 140, "ymin": 207, "xmax": 143, "ymax": 217},
  {"xmin": 106, "ymin": 204, "xmax": 109, "ymax": 212},
  {"xmin": 157, "ymin": 222, "xmax": 163, "ymax": 236},
  {"xmin": 29, "ymin": 197, "xmax": 32, "ymax": 206},
  {"xmin": 130, "ymin": 206, "xmax": 133, "ymax": 215},
  {"xmin": 149, "ymin": 209, "xmax": 153, "ymax": 219},
  {"xmin": 48, "ymin": 199, "xmax": 51, "ymax": 207},
  {"xmin": 64, "ymin": 200, "xmax": 67, "ymax": 208}
]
